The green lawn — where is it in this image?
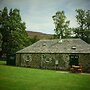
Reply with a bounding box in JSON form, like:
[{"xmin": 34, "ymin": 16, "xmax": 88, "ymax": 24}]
[{"xmin": 0, "ymin": 61, "xmax": 90, "ymax": 90}]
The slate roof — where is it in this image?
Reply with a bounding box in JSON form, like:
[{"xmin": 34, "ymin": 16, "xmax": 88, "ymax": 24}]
[{"xmin": 16, "ymin": 39, "xmax": 90, "ymax": 54}]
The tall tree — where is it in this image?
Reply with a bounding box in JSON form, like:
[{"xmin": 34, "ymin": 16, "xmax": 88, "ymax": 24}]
[
  {"xmin": 52, "ymin": 11, "xmax": 70, "ymax": 38},
  {"xmin": 0, "ymin": 7, "xmax": 9, "ymax": 56},
  {"xmin": 75, "ymin": 9, "xmax": 90, "ymax": 43},
  {"xmin": 0, "ymin": 7, "xmax": 30, "ymax": 57},
  {"xmin": 0, "ymin": 33, "xmax": 2, "ymax": 51}
]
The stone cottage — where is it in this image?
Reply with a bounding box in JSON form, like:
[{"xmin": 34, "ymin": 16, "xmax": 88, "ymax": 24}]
[{"xmin": 16, "ymin": 39, "xmax": 90, "ymax": 72}]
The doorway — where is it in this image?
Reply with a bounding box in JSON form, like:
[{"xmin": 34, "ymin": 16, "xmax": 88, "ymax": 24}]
[{"xmin": 69, "ymin": 55, "xmax": 79, "ymax": 66}]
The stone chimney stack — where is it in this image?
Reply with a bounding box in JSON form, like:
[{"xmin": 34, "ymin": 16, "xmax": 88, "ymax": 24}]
[{"xmin": 59, "ymin": 34, "xmax": 62, "ymax": 43}]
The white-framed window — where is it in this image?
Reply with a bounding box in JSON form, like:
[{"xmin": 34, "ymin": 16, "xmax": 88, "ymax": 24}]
[{"xmin": 23, "ymin": 54, "xmax": 32, "ymax": 62}]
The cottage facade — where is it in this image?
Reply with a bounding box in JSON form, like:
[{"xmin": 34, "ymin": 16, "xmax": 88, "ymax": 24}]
[{"xmin": 16, "ymin": 39, "xmax": 90, "ymax": 72}]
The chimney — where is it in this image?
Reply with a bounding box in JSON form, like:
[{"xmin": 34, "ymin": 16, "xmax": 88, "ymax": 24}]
[{"xmin": 59, "ymin": 34, "xmax": 62, "ymax": 43}]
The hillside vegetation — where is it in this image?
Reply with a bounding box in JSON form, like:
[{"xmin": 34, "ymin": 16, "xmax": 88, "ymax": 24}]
[{"xmin": 27, "ymin": 31, "xmax": 53, "ymax": 40}]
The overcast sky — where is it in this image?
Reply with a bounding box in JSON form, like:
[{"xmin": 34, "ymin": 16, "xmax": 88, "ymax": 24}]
[{"xmin": 0, "ymin": 0, "xmax": 90, "ymax": 34}]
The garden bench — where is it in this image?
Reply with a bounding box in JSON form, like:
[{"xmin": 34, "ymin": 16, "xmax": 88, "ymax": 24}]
[{"xmin": 70, "ymin": 65, "xmax": 83, "ymax": 73}]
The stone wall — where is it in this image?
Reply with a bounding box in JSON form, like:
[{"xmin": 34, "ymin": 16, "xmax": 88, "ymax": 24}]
[
  {"xmin": 16, "ymin": 54, "xmax": 21, "ymax": 66},
  {"xmin": 79, "ymin": 54, "xmax": 90, "ymax": 72},
  {"xmin": 16, "ymin": 53, "xmax": 90, "ymax": 72},
  {"xmin": 16, "ymin": 53, "xmax": 70, "ymax": 70}
]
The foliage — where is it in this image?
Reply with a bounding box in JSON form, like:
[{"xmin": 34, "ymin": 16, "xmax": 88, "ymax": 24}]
[
  {"xmin": 30, "ymin": 35, "xmax": 39, "ymax": 44},
  {"xmin": 0, "ymin": 7, "xmax": 30, "ymax": 56},
  {"xmin": 0, "ymin": 62, "xmax": 90, "ymax": 90},
  {"xmin": 52, "ymin": 11, "xmax": 71, "ymax": 39},
  {"xmin": 74, "ymin": 9, "xmax": 90, "ymax": 43},
  {"xmin": 0, "ymin": 33, "xmax": 2, "ymax": 51}
]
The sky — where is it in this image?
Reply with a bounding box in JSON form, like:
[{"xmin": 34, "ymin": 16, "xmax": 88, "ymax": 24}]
[{"xmin": 0, "ymin": 0, "xmax": 90, "ymax": 34}]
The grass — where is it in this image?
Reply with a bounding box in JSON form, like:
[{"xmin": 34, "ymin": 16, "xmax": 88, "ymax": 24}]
[
  {"xmin": 0, "ymin": 61, "xmax": 90, "ymax": 90},
  {"xmin": 0, "ymin": 60, "xmax": 6, "ymax": 65}
]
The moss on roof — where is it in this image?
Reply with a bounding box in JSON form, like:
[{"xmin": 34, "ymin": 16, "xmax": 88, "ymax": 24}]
[{"xmin": 16, "ymin": 39, "xmax": 90, "ymax": 54}]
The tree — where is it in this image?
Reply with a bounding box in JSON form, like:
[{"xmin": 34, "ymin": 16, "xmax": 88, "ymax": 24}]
[
  {"xmin": 0, "ymin": 33, "xmax": 2, "ymax": 51},
  {"xmin": 30, "ymin": 35, "xmax": 39, "ymax": 44},
  {"xmin": 52, "ymin": 11, "xmax": 70, "ymax": 38},
  {"xmin": 0, "ymin": 7, "xmax": 9, "ymax": 56},
  {"xmin": 74, "ymin": 9, "xmax": 90, "ymax": 43},
  {"xmin": 0, "ymin": 7, "xmax": 30, "ymax": 57}
]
